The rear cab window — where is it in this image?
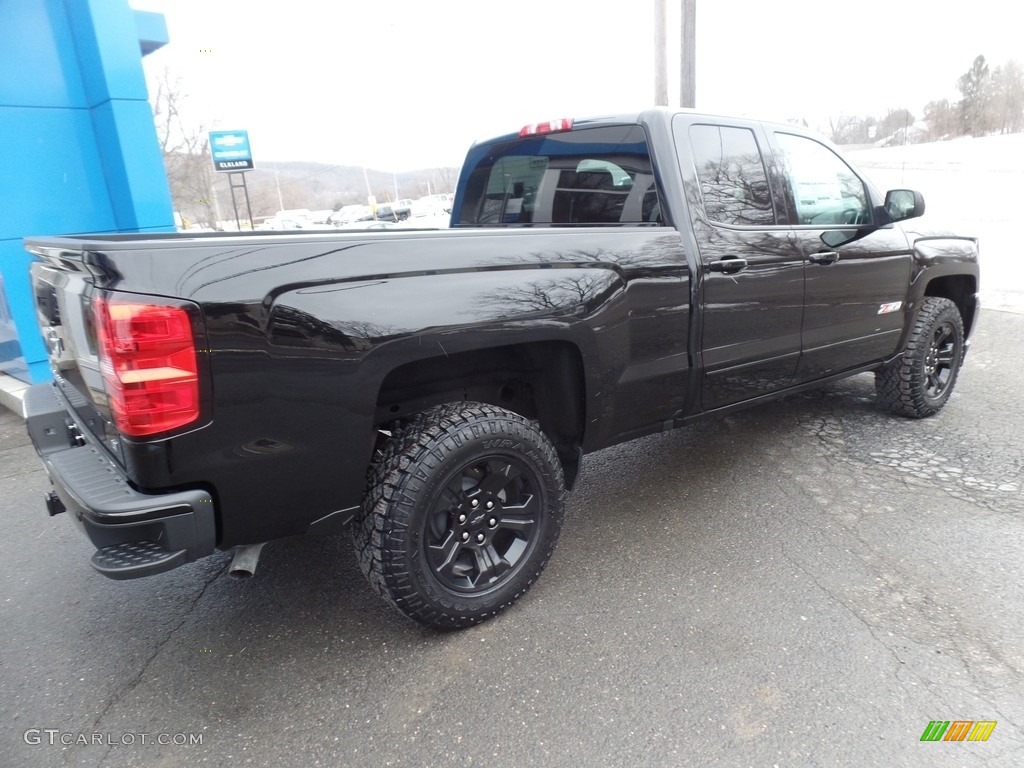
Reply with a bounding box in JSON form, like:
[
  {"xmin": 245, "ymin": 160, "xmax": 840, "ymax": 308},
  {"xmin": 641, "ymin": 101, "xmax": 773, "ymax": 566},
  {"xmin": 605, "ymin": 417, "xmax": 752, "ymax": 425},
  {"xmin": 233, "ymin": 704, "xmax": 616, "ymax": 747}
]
[{"xmin": 453, "ymin": 124, "xmax": 664, "ymax": 227}]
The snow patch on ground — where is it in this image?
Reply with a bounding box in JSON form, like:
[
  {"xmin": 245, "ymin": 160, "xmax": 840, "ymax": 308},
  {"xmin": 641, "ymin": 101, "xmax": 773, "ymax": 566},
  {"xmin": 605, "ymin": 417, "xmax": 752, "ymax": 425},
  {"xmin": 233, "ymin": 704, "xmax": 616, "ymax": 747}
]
[{"xmin": 848, "ymin": 134, "xmax": 1024, "ymax": 314}]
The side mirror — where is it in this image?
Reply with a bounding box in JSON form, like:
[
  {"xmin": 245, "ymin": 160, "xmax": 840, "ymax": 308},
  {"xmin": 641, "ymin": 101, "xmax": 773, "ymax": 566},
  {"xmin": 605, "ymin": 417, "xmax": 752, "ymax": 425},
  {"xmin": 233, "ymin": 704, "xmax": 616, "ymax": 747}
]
[{"xmin": 884, "ymin": 189, "xmax": 925, "ymax": 222}]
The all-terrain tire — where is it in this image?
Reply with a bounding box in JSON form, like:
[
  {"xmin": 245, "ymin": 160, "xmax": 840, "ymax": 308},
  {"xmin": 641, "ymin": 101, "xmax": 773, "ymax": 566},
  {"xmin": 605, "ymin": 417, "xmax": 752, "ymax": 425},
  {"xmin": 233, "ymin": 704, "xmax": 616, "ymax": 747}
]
[
  {"xmin": 354, "ymin": 402, "xmax": 565, "ymax": 630},
  {"xmin": 875, "ymin": 296, "xmax": 965, "ymax": 418}
]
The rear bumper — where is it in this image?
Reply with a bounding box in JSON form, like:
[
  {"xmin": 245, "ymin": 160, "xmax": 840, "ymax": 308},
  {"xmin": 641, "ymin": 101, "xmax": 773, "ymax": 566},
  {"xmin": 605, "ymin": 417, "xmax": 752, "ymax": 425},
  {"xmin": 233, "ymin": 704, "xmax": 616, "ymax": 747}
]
[{"xmin": 24, "ymin": 383, "xmax": 216, "ymax": 579}]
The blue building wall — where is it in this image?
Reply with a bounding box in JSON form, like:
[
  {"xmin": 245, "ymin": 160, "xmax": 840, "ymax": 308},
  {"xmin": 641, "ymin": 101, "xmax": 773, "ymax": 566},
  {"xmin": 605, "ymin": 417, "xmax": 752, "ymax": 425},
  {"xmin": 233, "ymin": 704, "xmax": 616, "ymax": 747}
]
[{"xmin": 0, "ymin": 0, "xmax": 173, "ymax": 383}]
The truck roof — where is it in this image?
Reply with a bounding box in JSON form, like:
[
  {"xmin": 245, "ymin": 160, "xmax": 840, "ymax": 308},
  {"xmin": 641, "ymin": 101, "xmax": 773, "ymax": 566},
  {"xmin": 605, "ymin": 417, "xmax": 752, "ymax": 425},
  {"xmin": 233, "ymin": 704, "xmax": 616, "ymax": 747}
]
[{"xmin": 470, "ymin": 107, "xmax": 819, "ymax": 148}]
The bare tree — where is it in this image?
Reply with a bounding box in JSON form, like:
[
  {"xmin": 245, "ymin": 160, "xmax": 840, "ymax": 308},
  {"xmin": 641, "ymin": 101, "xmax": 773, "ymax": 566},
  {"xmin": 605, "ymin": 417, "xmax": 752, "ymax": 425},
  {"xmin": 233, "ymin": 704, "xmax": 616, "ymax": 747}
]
[
  {"xmin": 151, "ymin": 68, "xmax": 218, "ymax": 227},
  {"xmin": 923, "ymin": 99, "xmax": 956, "ymax": 141},
  {"xmin": 958, "ymin": 55, "xmax": 992, "ymax": 137},
  {"xmin": 434, "ymin": 167, "xmax": 457, "ymax": 193},
  {"xmin": 991, "ymin": 60, "xmax": 1024, "ymax": 134},
  {"xmin": 828, "ymin": 113, "xmax": 856, "ymax": 144},
  {"xmin": 828, "ymin": 113, "xmax": 876, "ymax": 145},
  {"xmin": 877, "ymin": 108, "xmax": 915, "ymax": 145}
]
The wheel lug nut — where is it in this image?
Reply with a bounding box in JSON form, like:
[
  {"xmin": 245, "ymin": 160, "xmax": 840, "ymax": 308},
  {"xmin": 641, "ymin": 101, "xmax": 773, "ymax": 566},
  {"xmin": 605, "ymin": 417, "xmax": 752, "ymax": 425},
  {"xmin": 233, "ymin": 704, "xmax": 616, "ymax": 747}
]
[
  {"xmin": 488, "ymin": 517, "xmax": 498, "ymax": 527},
  {"xmin": 458, "ymin": 514, "xmax": 467, "ymax": 524},
  {"xmin": 485, "ymin": 501, "xmax": 494, "ymax": 510},
  {"xmin": 471, "ymin": 499, "xmax": 479, "ymax": 508},
  {"xmin": 461, "ymin": 532, "xmax": 470, "ymax": 542},
  {"xmin": 476, "ymin": 533, "xmax": 485, "ymax": 543}
]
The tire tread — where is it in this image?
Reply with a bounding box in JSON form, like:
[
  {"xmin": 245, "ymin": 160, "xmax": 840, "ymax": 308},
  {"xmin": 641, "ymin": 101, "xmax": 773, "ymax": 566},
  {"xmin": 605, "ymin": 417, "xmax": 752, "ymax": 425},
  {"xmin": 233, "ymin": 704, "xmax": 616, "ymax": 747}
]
[
  {"xmin": 353, "ymin": 402, "xmax": 565, "ymax": 629},
  {"xmin": 875, "ymin": 296, "xmax": 964, "ymax": 418}
]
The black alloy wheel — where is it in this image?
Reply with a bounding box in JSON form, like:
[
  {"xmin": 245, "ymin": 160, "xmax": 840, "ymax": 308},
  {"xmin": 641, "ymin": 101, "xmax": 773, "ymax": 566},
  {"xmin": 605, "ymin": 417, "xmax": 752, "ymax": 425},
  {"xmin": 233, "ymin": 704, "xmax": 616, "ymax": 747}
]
[
  {"xmin": 923, "ymin": 319, "xmax": 959, "ymax": 400},
  {"xmin": 424, "ymin": 455, "xmax": 542, "ymax": 594},
  {"xmin": 355, "ymin": 402, "xmax": 565, "ymax": 629}
]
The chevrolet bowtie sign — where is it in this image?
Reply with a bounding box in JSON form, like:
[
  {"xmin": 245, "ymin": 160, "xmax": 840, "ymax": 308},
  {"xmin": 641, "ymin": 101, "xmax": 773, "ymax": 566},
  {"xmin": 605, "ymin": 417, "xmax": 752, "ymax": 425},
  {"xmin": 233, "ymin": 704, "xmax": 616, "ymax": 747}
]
[{"xmin": 209, "ymin": 130, "xmax": 254, "ymax": 172}]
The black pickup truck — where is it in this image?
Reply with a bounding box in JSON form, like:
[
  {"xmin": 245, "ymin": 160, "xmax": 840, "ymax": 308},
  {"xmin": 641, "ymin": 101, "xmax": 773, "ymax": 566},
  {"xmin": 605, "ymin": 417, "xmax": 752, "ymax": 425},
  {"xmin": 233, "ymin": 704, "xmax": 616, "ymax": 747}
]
[{"xmin": 23, "ymin": 109, "xmax": 979, "ymax": 629}]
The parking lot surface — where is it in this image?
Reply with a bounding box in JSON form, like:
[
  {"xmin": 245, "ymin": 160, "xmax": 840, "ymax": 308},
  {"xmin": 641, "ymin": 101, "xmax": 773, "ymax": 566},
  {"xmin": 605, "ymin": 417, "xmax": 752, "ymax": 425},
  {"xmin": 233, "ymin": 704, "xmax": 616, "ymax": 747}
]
[{"xmin": 1, "ymin": 309, "xmax": 1022, "ymax": 768}]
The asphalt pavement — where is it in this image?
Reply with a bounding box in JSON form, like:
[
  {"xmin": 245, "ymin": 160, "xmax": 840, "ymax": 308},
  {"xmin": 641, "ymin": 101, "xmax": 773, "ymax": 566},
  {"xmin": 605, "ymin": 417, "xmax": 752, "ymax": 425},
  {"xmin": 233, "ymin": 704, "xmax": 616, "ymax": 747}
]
[{"xmin": 1, "ymin": 309, "xmax": 1022, "ymax": 768}]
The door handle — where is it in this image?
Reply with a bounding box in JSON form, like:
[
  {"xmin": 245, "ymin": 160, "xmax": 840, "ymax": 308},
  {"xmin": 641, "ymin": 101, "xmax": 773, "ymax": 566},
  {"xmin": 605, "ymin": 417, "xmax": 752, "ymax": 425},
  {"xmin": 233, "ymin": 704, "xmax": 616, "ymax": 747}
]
[
  {"xmin": 808, "ymin": 250, "xmax": 840, "ymax": 265},
  {"xmin": 708, "ymin": 257, "xmax": 748, "ymax": 274}
]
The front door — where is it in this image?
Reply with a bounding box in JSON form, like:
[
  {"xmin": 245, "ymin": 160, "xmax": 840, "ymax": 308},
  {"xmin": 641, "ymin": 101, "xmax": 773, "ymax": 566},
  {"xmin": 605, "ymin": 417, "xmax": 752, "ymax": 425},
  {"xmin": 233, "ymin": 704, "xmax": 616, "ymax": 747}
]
[{"xmin": 769, "ymin": 131, "xmax": 914, "ymax": 381}]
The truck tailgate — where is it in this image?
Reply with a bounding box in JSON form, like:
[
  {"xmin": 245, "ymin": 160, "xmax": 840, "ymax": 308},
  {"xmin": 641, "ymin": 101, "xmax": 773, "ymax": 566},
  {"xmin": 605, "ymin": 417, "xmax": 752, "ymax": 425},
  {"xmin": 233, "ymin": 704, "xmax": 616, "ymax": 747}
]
[{"xmin": 28, "ymin": 244, "xmax": 125, "ymax": 465}]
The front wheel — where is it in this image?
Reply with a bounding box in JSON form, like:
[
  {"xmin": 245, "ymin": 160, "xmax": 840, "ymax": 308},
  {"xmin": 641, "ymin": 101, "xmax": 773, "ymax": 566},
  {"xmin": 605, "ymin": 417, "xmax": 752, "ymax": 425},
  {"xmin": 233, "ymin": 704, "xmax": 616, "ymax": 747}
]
[
  {"xmin": 875, "ymin": 296, "xmax": 965, "ymax": 418},
  {"xmin": 354, "ymin": 402, "xmax": 565, "ymax": 629}
]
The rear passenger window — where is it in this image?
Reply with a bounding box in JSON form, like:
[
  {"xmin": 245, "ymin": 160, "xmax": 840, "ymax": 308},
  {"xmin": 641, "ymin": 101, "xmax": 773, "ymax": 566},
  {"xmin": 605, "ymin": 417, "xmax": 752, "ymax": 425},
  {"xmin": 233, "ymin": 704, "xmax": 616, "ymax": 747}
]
[
  {"xmin": 689, "ymin": 125, "xmax": 775, "ymax": 226},
  {"xmin": 454, "ymin": 125, "xmax": 664, "ymax": 227}
]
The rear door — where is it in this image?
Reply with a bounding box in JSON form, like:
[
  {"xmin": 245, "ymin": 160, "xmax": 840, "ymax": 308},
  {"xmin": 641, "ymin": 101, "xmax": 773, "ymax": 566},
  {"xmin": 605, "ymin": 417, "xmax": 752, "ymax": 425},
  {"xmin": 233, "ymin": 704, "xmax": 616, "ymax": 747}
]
[
  {"xmin": 768, "ymin": 130, "xmax": 913, "ymax": 380},
  {"xmin": 672, "ymin": 115, "xmax": 805, "ymax": 410}
]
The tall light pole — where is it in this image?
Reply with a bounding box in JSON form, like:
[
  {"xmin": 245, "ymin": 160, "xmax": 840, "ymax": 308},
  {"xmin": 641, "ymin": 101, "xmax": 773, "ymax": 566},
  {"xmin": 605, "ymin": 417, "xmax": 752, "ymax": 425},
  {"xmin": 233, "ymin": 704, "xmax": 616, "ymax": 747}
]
[
  {"xmin": 654, "ymin": 0, "xmax": 668, "ymax": 106},
  {"xmin": 680, "ymin": 0, "xmax": 696, "ymax": 108},
  {"xmin": 273, "ymin": 162, "xmax": 284, "ymax": 211}
]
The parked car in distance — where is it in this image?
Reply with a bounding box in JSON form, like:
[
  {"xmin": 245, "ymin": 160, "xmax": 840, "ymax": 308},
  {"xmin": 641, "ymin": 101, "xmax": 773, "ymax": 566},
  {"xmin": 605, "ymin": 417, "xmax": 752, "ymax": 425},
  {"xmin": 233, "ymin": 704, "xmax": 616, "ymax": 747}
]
[
  {"xmin": 329, "ymin": 205, "xmax": 371, "ymax": 226},
  {"xmin": 394, "ymin": 199, "xmax": 451, "ymax": 228},
  {"xmin": 361, "ymin": 199, "xmax": 413, "ymax": 222}
]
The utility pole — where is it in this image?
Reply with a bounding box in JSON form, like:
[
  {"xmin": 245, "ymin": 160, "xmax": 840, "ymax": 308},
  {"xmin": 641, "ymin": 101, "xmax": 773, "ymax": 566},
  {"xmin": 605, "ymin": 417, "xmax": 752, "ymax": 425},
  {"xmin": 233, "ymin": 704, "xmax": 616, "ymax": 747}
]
[
  {"xmin": 680, "ymin": 0, "xmax": 696, "ymax": 108},
  {"xmin": 654, "ymin": 0, "xmax": 668, "ymax": 106},
  {"xmin": 273, "ymin": 163, "xmax": 284, "ymax": 211}
]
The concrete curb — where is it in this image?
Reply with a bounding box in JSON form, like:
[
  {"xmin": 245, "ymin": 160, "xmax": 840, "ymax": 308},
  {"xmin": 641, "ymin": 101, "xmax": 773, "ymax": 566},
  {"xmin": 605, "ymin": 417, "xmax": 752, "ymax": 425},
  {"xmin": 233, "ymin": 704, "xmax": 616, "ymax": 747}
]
[{"xmin": 0, "ymin": 374, "xmax": 28, "ymax": 418}]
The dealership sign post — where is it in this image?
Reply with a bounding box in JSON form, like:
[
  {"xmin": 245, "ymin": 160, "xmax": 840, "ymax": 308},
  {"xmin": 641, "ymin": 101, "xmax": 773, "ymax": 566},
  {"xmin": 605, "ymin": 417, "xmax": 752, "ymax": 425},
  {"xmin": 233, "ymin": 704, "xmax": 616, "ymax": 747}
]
[{"xmin": 209, "ymin": 130, "xmax": 254, "ymax": 229}]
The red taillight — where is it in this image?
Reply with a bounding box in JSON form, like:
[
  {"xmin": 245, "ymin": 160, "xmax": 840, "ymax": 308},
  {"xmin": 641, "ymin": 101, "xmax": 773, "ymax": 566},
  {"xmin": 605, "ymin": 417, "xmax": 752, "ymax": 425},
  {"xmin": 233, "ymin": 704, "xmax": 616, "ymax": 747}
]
[
  {"xmin": 95, "ymin": 295, "xmax": 201, "ymax": 437},
  {"xmin": 519, "ymin": 118, "xmax": 574, "ymax": 137}
]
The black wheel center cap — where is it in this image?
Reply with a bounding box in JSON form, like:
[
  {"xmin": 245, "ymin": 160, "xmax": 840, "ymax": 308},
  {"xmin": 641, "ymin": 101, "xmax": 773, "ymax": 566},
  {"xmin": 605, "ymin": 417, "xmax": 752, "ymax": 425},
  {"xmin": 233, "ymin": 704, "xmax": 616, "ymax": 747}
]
[{"xmin": 463, "ymin": 495, "xmax": 500, "ymax": 532}]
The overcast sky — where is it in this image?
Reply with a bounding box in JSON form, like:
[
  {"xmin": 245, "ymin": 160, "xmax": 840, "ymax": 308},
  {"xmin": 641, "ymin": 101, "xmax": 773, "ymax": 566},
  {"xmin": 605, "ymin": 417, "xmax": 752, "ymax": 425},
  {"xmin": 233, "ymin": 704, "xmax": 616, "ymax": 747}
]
[{"xmin": 132, "ymin": 0, "xmax": 1018, "ymax": 172}]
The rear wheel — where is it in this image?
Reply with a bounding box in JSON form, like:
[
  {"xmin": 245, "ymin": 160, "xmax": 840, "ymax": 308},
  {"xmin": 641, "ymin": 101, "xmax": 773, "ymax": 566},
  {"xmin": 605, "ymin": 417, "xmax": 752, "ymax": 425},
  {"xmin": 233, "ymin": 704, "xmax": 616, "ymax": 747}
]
[
  {"xmin": 354, "ymin": 402, "xmax": 565, "ymax": 629},
  {"xmin": 875, "ymin": 296, "xmax": 965, "ymax": 418}
]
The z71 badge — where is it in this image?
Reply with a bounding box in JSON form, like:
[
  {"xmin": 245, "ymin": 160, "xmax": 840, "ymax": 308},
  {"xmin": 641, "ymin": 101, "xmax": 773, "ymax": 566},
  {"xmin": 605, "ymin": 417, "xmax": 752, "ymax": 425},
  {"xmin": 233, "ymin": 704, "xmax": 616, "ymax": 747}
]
[{"xmin": 878, "ymin": 301, "xmax": 903, "ymax": 315}]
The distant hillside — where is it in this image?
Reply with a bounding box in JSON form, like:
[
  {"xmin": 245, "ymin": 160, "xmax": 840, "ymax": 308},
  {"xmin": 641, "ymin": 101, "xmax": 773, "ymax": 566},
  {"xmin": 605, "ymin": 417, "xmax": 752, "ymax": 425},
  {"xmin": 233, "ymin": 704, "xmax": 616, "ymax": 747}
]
[{"xmin": 239, "ymin": 162, "xmax": 460, "ymax": 217}]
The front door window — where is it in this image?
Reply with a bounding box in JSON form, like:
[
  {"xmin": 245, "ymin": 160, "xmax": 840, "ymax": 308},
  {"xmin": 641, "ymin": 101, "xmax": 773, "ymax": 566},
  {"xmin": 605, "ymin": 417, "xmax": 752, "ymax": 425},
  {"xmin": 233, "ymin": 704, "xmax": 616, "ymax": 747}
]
[{"xmin": 774, "ymin": 133, "xmax": 869, "ymax": 226}]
